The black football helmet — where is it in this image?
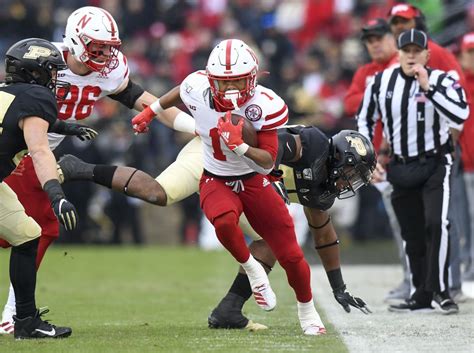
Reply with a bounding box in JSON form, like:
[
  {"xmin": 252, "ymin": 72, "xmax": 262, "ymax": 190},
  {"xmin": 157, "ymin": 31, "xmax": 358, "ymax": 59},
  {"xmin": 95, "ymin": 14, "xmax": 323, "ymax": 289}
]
[
  {"xmin": 4, "ymin": 38, "xmax": 69, "ymax": 95},
  {"xmin": 326, "ymin": 130, "xmax": 376, "ymax": 199}
]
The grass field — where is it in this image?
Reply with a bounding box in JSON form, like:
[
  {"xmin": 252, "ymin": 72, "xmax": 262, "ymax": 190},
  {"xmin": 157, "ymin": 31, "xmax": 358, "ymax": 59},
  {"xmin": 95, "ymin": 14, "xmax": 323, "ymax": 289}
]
[{"xmin": 0, "ymin": 246, "xmax": 347, "ymax": 352}]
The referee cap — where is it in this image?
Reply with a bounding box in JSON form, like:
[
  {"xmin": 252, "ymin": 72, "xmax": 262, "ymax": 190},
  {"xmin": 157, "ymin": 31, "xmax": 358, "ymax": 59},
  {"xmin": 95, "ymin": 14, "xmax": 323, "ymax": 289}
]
[{"xmin": 397, "ymin": 29, "xmax": 428, "ymax": 49}]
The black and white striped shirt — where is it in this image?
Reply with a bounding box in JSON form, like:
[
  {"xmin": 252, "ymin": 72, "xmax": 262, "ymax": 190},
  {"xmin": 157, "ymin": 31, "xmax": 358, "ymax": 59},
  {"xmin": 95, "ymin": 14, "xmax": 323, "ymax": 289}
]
[{"xmin": 356, "ymin": 67, "xmax": 469, "ymax": 157}]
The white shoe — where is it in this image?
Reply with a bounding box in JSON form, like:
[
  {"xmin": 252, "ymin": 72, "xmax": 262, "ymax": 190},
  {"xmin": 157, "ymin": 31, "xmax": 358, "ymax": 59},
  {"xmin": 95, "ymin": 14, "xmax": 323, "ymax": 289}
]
[
  {"xmin": 252, "ymin": 282, "xmax": 277, "ymax": 311},
  {"xmin": 241, "ymin": 256, "xmax": 277, "ymax": 311},
  {"xmin": 0, "ymin": 306, "xmax": 15, "ymax": 335},
  {"xmin": 302, "ymin": 324, "xmax": 327, "ymax": 336},
  {"xmin": 298, "ymin": 300, "xmax": 326, "ymax": 336}
]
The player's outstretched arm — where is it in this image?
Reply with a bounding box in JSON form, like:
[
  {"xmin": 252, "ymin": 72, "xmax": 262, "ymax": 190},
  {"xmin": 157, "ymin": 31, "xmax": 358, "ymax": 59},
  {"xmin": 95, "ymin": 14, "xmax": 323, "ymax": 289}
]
[
  {"xmin": 304, "ymin": 207, "xmax": 371, "ymax": 314},
  {"xmin": 58, "ymin": 155, "xmax": 168, "ymax": 206},
  {"xmin": 132, "ymin": 86, "xmax": 194, "ymax": 134}
]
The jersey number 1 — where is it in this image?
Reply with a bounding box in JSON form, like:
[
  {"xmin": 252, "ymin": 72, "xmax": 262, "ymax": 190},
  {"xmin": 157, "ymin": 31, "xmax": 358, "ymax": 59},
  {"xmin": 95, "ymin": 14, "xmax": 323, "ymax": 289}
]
[{"xmin": 209, "ymin": 128, "xmax": 226, "ymax": 161}]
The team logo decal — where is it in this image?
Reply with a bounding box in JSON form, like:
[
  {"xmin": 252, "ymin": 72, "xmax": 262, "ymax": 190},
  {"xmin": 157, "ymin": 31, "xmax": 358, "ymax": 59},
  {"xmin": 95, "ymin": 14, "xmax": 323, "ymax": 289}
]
[
  {"xmin": 302, "ymin": 168, "xmax": 313, "ymax": 180},
  {"xmin": 23, "ymin": 46, "xmax": 52, "ymax": 59},
  {"xmin": 245, "ymin": 104, "xmax": 262, "ymax": 121},
  {"xmin": 345, "ymin": 136, "xmax": 367, "ymax": 156}
]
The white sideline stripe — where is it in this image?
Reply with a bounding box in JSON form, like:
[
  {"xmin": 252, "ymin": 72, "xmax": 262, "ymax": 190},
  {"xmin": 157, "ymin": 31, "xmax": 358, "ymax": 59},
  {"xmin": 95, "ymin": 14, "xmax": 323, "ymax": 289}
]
[{"xmin": 311, "ymin": 264, "xmax": 474, "ymax": 353}]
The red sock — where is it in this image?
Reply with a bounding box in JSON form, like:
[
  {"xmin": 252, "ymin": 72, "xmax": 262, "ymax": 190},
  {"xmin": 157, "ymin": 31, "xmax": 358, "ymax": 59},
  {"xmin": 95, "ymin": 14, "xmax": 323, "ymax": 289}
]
[
  {"xmin": 36, "ymin": 235, "xmax": 56, "ymax": 269},
  {"xmin": 213, "ymin": 212, "xmax": 250, "ymax": 263},
  {"xmin": 279, "ymin": 257, "xmax": 312, "ymax": 303}
]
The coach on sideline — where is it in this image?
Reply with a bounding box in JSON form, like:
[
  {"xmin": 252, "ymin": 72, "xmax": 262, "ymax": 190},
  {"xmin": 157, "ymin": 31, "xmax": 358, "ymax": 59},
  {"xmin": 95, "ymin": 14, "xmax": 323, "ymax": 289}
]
[{"xmin": 356, "ymin": 29, "xmax": 469, "ymax": 314}]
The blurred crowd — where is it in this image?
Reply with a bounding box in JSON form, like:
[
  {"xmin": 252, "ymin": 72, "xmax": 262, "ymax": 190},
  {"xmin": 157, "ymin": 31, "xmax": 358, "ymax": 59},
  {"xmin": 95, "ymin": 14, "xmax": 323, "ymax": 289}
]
[{"xmin": 0, "ymin": 0, "xmax": 472, "ymax": 246}]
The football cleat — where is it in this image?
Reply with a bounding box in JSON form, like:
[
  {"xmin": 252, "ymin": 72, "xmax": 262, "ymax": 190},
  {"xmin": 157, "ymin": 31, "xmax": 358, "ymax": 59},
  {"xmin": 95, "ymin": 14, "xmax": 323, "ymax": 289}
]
[
  {"xmin": 297, "ymin": 300, "xmax": 326, "ymax": 336},
  {"xmin": 241, "ymin": 257, "xmax": 277, "ymax": 311},
  {"xmin": 14, "ymin": 308, "xmax": 72, "ymax": 339},
  {"xmin": 244, "ymin": 320, "xmax": 268, "ymax": 331},
  {"xmin": 0, "ymin": 306, "xmax": 15, "ymax": 335},
  {"xmin": 208, "ymin": 293, "xmax": 268, "ymax": 331},
  {"xmin": 252, "ymin": 283, "xmax": 277, "ymax": 311},
  {"xmin": 302, "ymin": 324, "xmax": 327, "ymax": 336}
]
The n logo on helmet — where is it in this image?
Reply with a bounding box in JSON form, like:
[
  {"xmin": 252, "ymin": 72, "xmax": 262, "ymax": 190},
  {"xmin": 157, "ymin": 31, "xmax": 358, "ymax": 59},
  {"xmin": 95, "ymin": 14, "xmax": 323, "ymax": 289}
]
[
  {"xmin": 23, "ymin": 46, "xmax": 52, "ymax": 59},
  {"xmin": 345, "ymin": 136, "xmax": 367, "ymax": 156},
  {"xmin": 77, "ymin": 15, "xmax": 92, "ymax": 29}
]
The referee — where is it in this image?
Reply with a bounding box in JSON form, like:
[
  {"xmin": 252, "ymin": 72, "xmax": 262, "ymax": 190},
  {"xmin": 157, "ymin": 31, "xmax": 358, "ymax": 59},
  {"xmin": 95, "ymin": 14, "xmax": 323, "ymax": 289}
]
[{"xmin": 357, "ymin": 29, "xmax": 469, "ymax": 314}]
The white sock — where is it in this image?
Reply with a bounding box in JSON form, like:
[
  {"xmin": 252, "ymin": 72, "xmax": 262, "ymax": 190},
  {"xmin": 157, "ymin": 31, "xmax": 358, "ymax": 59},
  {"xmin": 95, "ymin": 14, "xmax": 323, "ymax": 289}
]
[
  {"xmin": 297, "ymin": 299, "xmax": 324, "ymax": 328},
  {"xmin": 4, "ymin": 283, "xmax": 16, "ymax": 313},
  {"xmin": 240, "ymin": 255, "xmax": 267, "ymax": 286}
]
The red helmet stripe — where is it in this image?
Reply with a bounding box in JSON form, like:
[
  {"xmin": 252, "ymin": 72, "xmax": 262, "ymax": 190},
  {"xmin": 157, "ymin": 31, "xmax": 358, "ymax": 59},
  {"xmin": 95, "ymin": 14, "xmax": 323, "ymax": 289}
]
[
  {"xmin": 225, "ymin": 40, "xmax": 232, "ymax": 71},
  {"xmin": 101, "ymin": 9, "xmax": 117, "ymax": 38}
]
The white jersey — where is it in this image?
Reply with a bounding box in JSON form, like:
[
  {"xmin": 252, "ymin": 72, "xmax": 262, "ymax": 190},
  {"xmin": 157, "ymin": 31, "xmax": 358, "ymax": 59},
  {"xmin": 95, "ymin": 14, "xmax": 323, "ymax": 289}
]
[
  {"xmin": 180, "ymin": 70, "xmax": 288, "ymax": 176},
  {"xmin": 48, "ymin": 42, "xmax": 129, "ymax": 149}
]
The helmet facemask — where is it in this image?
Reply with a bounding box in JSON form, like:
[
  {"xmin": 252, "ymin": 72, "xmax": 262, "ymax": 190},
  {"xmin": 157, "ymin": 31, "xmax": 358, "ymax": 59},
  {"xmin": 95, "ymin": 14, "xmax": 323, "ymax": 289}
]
[
  {"xmin": 208, "ymin": 69, "xmax": 257, "ymax": 110},
  {"xmin": 76, "ymin": 35, "xmax": 121, "ymax": 74},
  {"xmin": 328, "ymin": 155, "xmax": 373, "ymax": 199}
]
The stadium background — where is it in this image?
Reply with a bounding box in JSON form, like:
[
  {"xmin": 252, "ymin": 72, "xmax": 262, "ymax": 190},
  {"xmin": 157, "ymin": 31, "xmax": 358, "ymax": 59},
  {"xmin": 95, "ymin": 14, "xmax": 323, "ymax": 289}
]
[{"xmin": 0, "ymin": 0, "xmax": 471, "ymax": 251}]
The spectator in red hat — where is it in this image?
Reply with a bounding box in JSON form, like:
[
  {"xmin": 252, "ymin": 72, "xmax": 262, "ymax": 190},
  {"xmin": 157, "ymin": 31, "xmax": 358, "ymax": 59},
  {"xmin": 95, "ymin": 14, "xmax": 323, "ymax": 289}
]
[{"xmin": 459, "ymin": 32, "xmax": 474, "ymax": 282}]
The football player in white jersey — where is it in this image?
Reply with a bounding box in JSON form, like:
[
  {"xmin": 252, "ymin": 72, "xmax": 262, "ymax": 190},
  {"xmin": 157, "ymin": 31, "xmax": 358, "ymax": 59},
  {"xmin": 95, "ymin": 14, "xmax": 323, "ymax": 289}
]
[
  {"xmin": 0, "ymin": 6, "xmax": 195, "ymax": 334},
  {"xmin": 130, "ymin": 39, "xmax": 326, "ymax": 336}
]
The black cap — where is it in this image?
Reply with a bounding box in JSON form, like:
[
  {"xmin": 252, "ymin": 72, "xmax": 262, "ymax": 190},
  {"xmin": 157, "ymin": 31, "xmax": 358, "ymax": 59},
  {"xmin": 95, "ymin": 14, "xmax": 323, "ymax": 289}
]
[
  {"xmin": 397, "ymin": 29, "xmax": 428, "ymax": 49},
  {"xmin": 360, "ymin": 18, "xmax": 390, "ymax": 40}
]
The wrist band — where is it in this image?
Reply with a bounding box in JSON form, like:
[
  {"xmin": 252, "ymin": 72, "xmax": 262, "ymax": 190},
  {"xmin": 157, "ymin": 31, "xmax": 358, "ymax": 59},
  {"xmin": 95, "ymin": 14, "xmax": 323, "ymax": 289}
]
[
  {"xmin": 149, "ymin": 100, "xmax": 164, "ymax": 114},
  {"xmin": 234, "ymin": 143, "xmax": 249, "ymax": 156}
]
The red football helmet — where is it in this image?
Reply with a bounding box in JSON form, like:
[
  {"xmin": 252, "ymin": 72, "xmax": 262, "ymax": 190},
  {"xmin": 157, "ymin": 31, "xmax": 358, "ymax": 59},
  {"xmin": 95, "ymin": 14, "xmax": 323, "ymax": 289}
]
[{"xmin": 206, "ymin": 39, "xmax": 259, "ymax": 110}]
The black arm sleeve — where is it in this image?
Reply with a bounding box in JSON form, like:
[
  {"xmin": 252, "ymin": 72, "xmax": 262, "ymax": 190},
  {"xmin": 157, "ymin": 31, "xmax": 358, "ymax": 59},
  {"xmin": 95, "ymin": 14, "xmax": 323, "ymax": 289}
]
[{"xmin": 108, "ymin": 79, "xmax": 145, "ymax": 109}]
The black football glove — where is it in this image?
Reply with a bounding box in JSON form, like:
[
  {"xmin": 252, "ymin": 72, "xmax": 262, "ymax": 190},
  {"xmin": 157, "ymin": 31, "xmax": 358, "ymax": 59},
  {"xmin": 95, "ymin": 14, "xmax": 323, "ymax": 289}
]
[
  {"xmin": 43, "ymin": 179, "xmax": 78, "ymax": 231},
  {"xmin": 333, "ymin": 285, "xmax": 372, "ymax": 314},
  {"xmin": 49, "ymin": 120, "xmax": 98, "ymax": 141},
  {"xmin": 272, "ymin": 180, "xmax": 290, "ymax": 205},
  {"xmin": 65, "ymin": 123, "xmax": 98, "ymax": 141},
  {"xmin": 51, "ymin": 197, "xmax": 78, "ymax": 231}
]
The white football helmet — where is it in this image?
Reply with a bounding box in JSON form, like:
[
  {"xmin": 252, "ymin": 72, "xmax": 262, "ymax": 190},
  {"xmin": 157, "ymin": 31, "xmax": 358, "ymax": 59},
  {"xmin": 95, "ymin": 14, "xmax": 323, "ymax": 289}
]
[
  {"xmin": 206, "ymin": 39, "xmax": 259, "ymax": 110},
  {"xmin": 64, "ymin": 6, "xmax": 121, "ymax": 74}
]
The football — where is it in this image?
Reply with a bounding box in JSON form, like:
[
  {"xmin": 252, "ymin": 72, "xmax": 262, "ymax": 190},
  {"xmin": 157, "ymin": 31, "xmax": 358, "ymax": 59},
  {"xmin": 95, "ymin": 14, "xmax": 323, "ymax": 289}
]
[{"xmin": 230, "ymin": 114, "xmax": 258, "ymax": 147}]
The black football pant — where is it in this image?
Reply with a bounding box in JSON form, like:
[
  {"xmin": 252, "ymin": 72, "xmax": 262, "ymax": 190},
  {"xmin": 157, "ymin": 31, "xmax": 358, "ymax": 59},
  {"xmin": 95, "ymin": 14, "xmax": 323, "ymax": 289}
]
[{"xmin": 391, "ymin": 156, "xmax": 452, "ymax": 304}]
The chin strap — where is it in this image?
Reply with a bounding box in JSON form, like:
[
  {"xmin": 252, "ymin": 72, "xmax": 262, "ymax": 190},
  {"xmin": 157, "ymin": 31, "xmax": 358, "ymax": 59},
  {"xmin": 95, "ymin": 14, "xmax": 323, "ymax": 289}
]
[{"xmin": 123, "ymin": 169, "xmax": 139, "ymax": 195}]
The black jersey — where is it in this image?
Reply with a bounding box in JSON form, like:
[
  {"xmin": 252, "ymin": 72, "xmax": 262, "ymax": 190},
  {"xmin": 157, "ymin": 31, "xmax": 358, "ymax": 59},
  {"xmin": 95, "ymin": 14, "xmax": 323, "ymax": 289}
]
[
  {"xmin": 277, "ymin": 126, "xmax": 336, "ymax": 210},
  {"xmin": 0, "ymin": 83, "xmax": 57, "ymax": 181}
]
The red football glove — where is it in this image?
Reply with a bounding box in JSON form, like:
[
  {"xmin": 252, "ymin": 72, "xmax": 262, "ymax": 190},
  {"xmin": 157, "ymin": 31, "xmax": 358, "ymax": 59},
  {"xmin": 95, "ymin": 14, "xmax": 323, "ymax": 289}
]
[
  {"xmin": 217, "ymin": 111, "xmax": 249, "ymax": 156},
  {"xmin": 131, "ymin": 106, "xmax": 155, "ymax": 134}
]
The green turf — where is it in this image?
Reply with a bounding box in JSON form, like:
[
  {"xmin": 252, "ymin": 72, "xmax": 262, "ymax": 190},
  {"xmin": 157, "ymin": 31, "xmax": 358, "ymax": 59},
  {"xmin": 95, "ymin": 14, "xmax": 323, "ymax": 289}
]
[{"xmin": 0, "ymin": 246, "xmax": 347, "ymax": 352}]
